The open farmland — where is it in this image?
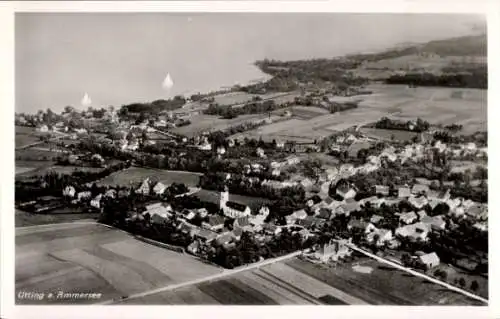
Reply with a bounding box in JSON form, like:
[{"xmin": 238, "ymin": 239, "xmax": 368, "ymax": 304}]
[
  {"xmin": 96, "ymin": 166, "xmax": 202, "ymax": 187},
  {"xmin": 170, "ymin": 113, "xmax": 268, "ymax": 137},
  {"xmin": 16, "ymin": 165, "xmax": 104, "ymax": 180},
  {"xmin": 16, "ymin": 223, "xmax": 222, "ymax": 304},
  {"xmin": 285, "ymin": 257, "xmax": 484, "ymax": 305},
  {"xmin": 15, "ymin": 126, "xmax": 41, "ymax": 148},
  {"xmin": 15, "ymin": 209, "xmax": 100, "ymax": 227},
  {"xmin": 212, "ymin": 91, "xmax": 258, "ymax": 106},
  {"xmin": 230, "ymin": 84, "xmax": 486, "ymax": 142},
  {"xmin": 360, "ymin": 128, "xmax": 418, "ymax": 141}
]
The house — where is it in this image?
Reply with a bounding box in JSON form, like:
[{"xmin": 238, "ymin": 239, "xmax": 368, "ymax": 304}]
[
  {"xmin": 395, "ymin": 222, "xmax": 431, "ymax": 242},
  {"xmin": 256, "ymin": 147, "xmax": 266, "ymax": 158},
  {"xmin": 202, "ymin": 215, "xmax": 226, "ymax": 232},
  {"xmin": 183, "ymin": 209, "xmax": 197, "ymax": 221},
  {"xmin": 428, "ymin": 189, "xmax": 451, "ymax": 203},
  {"xmin": 195, "ymin": 229, "xmax": 218, "ymax": 243},
  {"xmin": 276, "ymin": 140, "xmax": 285, "ymax": 148},
  {"xmin": 296, "ymin": 216, "xmax": 317, "ymax": 229},
  {"xmin": 466, "ymin": 204, "xmax": 487, "ymax": 221},
  {"xmin": 366, "ymin": 229, "xmax": 393, "ymax": 247},
  {"xmin": 409, "ymin": 196, "xmax": 428, "ymax": 209},
  {"xmin": 178, "ymin": 221, "xmax": 199, "ymax": 236},
  {"xmin": 398, "ymin": 187, "xmax": 411, "ymax": 199},
  {"xmin": 233, "ymin": 216, "xmax": 254, "ymax": 232},
  {"xmin": 62, "ymin": 186, "xmax": 76, "ymax": 198},
  {"xmin": 417, "ymin": 210, "xmax": 427, "ymax": 219},
  {"xmin": 77, "ymin": 191, "xmax": 92, "ymax": 201},
  {"xmin": 271, "ymin": 168, "xmax": 281, "ymax": 177},
  {"xmin": 215, "ymin": 232, "xmax": 235, "ymax": 246},
  {"xmin": 143, "ymin": 202, "xmax": 173, "ymax": 219},
  {"xmin": 473, "ymin": 222, "xmax": 488, "ymax": 232},
  {"xmin": 313, "ymin": 238, "xmax": 352, "ymax": 262},
  {"xmin": 187, "ymin": 241, "xmax": 201, "ymax": 254},
  {"xmin": 301, "ymin": 178, "xmax": 314, "ymax": 190},
  {"xmin": 370, "ymin": 214, "xmax": 384, "ymax": 225},
  {"xmin": 336, "ymin": 184, "xmax": 357, "ymax": 200},
  {"xmin": 412, "ymin": 184, "xmax": 430, "ymax": 195},
  {"xmin": 316, "ymin": 208, "xmax": 332, "ymax": 220},
  {"xmin": 399, "ymin": 211, "xmax": 418, "ymax": 224},
  {"xmin": 375, "ymin": 185, "xmax": 389, "ymax": 196},
  {"xmin": 217, "ymin": 146, "xmax": 226, "ymax": 155},
  {"xmin": 263, "ymin": 224, "xmax": 282, "ymax": 236},
  {"xmin": 286, "ymin": 155, "xmax": 300, "ymax": 166},
  {"xmin": 421, "ymin": 215, "xmax": 446, "ymax": 231},
  {"xmin": 198, "ymin": 142, "xmax": 212, "ymax": 151},
  {"xmin": 197, "ymin": 208, "xmax": 209, "ymax": 218},
  {"xmin": 336, "ymin": 199, "xmax": 361, "ymax": 216},
  {"xmin": 90, "ymin": 194, "xmax": 102, "ymax": 209},
  {"xmin": 36, "ymin": 124, "xmax": 49, "ymax": 132},
  {"xmin": 418, "ymin": 252, "xmax": 440, "ymax": 269},
  {"xmin": 104, "ymin": 189, "xmax": 116, "ymax": 199},
  {"xmin": 153, "ymin": 182, "xmax": 167, "ymax": 195},
  {"xmin": 347, "ymin": 219, "xmax": 375, "ymax": 234},
  {"xmin": 227, "ymin": 139, "xmax": 235, "ymax": 147},
  {"xmin": 137, "ymin": 178, "xmax": 151, "ymax": 195},
  {"xmin": 325, "ymin": 168, "xmax": 338, "ymax": 180}
]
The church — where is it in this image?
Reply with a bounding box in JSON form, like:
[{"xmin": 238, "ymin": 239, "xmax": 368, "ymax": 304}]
[{"xmin": 219, "ymin": 186, "xmax": 251, "ymax": 219}]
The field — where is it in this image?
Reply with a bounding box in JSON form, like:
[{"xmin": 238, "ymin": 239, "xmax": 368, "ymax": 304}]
[
  {"xmin": 115, "ymin": 255, "xmax": 484, "ymax": 305},
  {"xmin": 212, "ymin": 92, "xmax": 258, "ymax": 106},
  {"xmin": 360, "ymin": 127, "xmax": 418, "ymax": 141},
  {"xmin": 15, "ymin": 223, "xmax": 222, "ymax": 304},
  {"xmin": 285, "ymin": 257, "xmax": 484, "ymax": 306},
  {"xmin": 96, "ymin": 166, "xmax": 202, "ymax": 187},
  {"xmin": 15, "ymin": 209, "xmax": 100, "ymax": 227},
  {"xmin": 230, "ymin": 84, "xmax": 486, "ymax": 142},
  {"xmin": 16, "ymin": 165, "xmax": 104, "ymax": 180},
  {"xmin": 16, "ymin": 148, "xmax": 62, "ymax": 162},
  {"xmin": 15, "ymin": 126, "xmax": 41, "ymax": 148}
]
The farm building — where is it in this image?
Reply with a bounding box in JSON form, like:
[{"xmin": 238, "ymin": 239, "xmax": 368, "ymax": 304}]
[{"xmin": 418, "ymin": 252, "xmax": 440, "ymax": 269}]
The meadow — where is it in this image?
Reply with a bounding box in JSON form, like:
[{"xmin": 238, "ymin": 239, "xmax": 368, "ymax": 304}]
[
  {"xmin": 229, "ymin": 84, "xmax": 486, "ymax": 143},
  {"xmin": 96, "ymin": 166, "xmax": 202, "ymax": 187},
  {"xmin": 15, "ymin": 223, "xmax": 222, "ymax": 304}
]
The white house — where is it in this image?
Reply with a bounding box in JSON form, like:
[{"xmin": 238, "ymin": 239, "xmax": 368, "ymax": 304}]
[
  {"xmin": 62, "ymin": 186, "xmax": 76, "ymax": 198},
  {"xmin": 36, "ymin": 124, "xmax": 49, "ymax": 133},
  {"xmin": 396, "ymin": 222, "xmax": 430, "ymax": 242},
  {"xmin": 198, "ymin": 142, "xmax": 212, "ymax": 151},
  {"xmin": 90, "ymin": 194, "xmax": 102, "ymax": 209},
  {"xmin": 336, "ymin": 184, "xmax": 357, "ymax": 200},
  {"xmin": 418, "ymin": 252, "xmax": 440, "ymax": 269},
  {"xmin": 77, "ymin": 191, "xmax": 92, "ymax": 201},
  {"xmin": 256, "ymin": 147, "xmax": 266, "ymax": 158},
  {"xmin": 153, "ymin": 182, "xmax": 167, "ymax": 195},
  {"xmin": 137, "ymin": 178, "xmax": 151, "ymax": 195},
  {"xmin": 217, "ymin": 146, "xmax": 226, "ymax": 155},
  {"xmin": 366, "ymin": 228, "xmax": 393, "ymax": 247},
  {"xmin": 399, "ymin": 211, "xmax": 418, "ymax": 224},
  {"xmin": 276, "ymin": 140, "xmax": 285, "ymax": 149}
]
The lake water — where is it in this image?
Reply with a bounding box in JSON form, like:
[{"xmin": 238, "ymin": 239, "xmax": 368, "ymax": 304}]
[{"xmin": 15, "ymin": 13, "xmax": 484, "ymax": 113}]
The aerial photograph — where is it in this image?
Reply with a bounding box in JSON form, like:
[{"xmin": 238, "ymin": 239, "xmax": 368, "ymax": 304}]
[{"xmin": 14, "ymin": 13, "xmax": 487, "ymax": 306}]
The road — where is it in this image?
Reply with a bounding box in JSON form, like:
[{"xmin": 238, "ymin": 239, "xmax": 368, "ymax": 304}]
[{"xmin": 347, "ymin": 244, "xmax": 488, "ymax": 305}]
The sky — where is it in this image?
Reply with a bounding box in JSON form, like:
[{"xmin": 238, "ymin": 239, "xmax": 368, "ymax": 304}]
[{"xmin": 15, "ymin": 13, "xmax": 485, "ymax": 113}]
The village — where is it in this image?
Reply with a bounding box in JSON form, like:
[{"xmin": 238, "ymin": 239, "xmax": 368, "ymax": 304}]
[{"xmin": 15, "ymin": 103, "xmax": 488, "ymax": 295}]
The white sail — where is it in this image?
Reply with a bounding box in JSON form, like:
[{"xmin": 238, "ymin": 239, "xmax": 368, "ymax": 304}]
[
  {"xmin": 162, "ymin": 73, "xmax": 174, "ymax": 90},
  {"xmin": 81, "ymin": 93, "xmax": 92, "ymax": 107}
]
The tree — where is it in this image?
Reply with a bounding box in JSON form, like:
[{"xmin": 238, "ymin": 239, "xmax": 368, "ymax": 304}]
[
  {"xmin": 470, "ymin": 280, "xmax": 479, "ymax": 292},
  {"xmin": 458, "ymin": 277, "xmax": 466, "ymax": 288}
]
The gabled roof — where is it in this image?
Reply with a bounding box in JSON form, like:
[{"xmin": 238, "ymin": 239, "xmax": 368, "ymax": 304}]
[
  {"xmin": 398, "ymin": 187, "xmax": 411, "ymax": 198},
  {"xmin": 225, "ymin": 201, "xmax": 248, "ymax": 212},
  {"xmin": 235, "ymin": 216, "xmax": 250, "ymax": 227},
  {"xmin": 419, "ymin": 252, "xmax": 440, "ymax": 265},
  {"xmin": 207, "ymin": 215, "xmax": 225, "ymax": 226},
  {"xmin": 196, "ymin": 229, "xmax": 217, "ymax": 241},
  {"xmin": 216, "ymin": 232, "xmax": 234, "ymax": 245}
]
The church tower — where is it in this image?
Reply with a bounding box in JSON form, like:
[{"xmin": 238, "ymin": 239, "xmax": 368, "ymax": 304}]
[{"xmin": 219, "ymin": 185, "xmax": 229, "ymax": 210}]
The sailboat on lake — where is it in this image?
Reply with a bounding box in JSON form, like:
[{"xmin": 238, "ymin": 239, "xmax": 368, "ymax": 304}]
[
  {"xmin": 81, "ymin": 93, "xmax": 92, "ymax": 107},
  {"xmin": 162, "ymin": 73, "xmax": 174, "ymax": 90}
]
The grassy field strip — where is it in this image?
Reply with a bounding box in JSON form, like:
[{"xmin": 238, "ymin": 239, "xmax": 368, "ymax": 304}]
[
  {"xmin": 252, "ymin": 269, "xmax": 322, "ymax": 305},
  {"xmin": 16, "ymin": 221, "xmax": 99, "ymax": 233},
  {"xmin": 101, "ymin": 250, "xmax": 302, "ymax": 304},
  {"xmin": 238, "ymin": 271, "xmax": 313, "ymax": 304},
  {"xmin": 16, "ymin": 254, "xmax": 74, "ymax": 283},
  {"xmin": 52, "ymin": 248, "xmax": 155, "ymax": 295},
  {"xmin": 16, "ymin": 265, "xmax": 82, "ymax": 289},
  {"xmin": 17, "ymin": 230, "xmax": 130, "ymax": 258},
  {"xmin": 101, "ymin": 239, "xmax": 221, "ymax": 281},
  {"xmin": 348, "ymin": 245, "xmax": 488, "ymax": 304},
  {"xmin": 16, "ymin": 224, "xmax": 113, "ymax": 246},
  {"xmin": 262, "ymin": 262, "xmax": 368, "ymax": 305}
]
